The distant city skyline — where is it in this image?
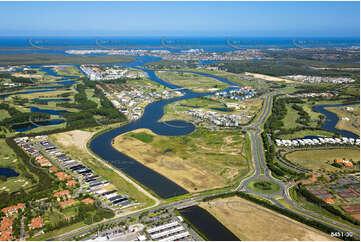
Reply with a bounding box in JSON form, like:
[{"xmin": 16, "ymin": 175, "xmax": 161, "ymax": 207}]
[{"xmin": 0, "ymin": 1, "xmax": 359, "ymax": 37}]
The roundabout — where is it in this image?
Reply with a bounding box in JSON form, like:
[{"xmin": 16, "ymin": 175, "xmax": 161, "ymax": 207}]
[{"xmin": 246, "ymin": 179, "xmax": 281, "ymax": 194}]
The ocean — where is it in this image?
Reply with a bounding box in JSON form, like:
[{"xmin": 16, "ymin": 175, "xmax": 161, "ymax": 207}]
[{"xmin": 0, "ymin": 36, "xmax": 359, "ymax": 54}]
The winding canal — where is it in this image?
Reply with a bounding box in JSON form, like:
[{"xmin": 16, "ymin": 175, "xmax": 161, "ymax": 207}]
[
  {"xmin": 89, "ymin": 67, "xmax": 242, "ymax": 199},
  {"xmin": 312, "ymin": 102, "xmax": 360, "ymax": 139}
]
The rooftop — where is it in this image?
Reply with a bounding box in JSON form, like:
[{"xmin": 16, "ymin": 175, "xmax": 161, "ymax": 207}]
[
  {"xmin": 30, "ymin": 217, "xmax": 43, "ymax": 229},
  {"xmin": 53, "ymin": 190, "xmax": 70, "ymax": 197}
]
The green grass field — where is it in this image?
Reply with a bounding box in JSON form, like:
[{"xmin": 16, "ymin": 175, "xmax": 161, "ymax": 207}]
[
  {"xmin": 52, "ymin": 65, "xmax": 83, "ymax": 77},
  {"xmin": 285, "ymin": 148, "xmax": 360, "ymax": 171},
  {"xmin": 85, "ymin": 88, "xmax": 100, "ymax": 107},
  {"xmin": 282, "ymin": 105, "xmax": 301, "ymax": 129},
  {"xmin": 156, "ymin": 71, "xmax": 229, "ymax": 92},
  {"xmin": 278, "ymin": 129, "xmax": 335, "ymax": 139}
]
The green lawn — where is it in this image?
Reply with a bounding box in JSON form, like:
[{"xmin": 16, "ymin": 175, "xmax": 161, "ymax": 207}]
[
  {"xmin": 129, "ymin": 132, "xmax": 154, "ymax": 143},
  {"xmin": 282, "ymin": 105, "xmax": 301, "ymax": 129},
  {"xmin": 85, "ymin": 88, "xmax": 100, "ymax": 107},
  {"xmin": 0, "ymin": 109, "xmax": 10, "ymax": 121}
]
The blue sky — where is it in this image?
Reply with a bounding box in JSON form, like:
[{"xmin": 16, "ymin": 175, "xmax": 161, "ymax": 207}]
[{"xmin": 0, "ymin": 1, "xmax": 359, "ymax": 37}]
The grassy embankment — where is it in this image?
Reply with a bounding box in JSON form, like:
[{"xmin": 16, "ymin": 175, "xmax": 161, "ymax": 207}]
[{"xmin": 112, "ymin": 127, "xmax": 249, "ymax": 193}]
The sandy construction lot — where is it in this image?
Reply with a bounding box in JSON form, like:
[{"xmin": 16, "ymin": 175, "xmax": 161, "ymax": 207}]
[
  {"xmin": 200, "ymin": 196, "xmax": 338, "ymax": 241},
  {"xmin": 245, "ymin": 72, "xmax": 295, "ymax": 83},
  {"xmin": 50, "ymin": 130, "xmax": 94, "ymax": 149}
]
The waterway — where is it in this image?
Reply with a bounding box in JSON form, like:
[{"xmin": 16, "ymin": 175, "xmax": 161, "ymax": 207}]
[
  {"xmin": 12, "ymin": 119, "xmax": 66, "ymax": 132},
  {"xmin": 179, "ymin": 206, "xmax": 239, "ymax": 241},
  {"xmin": 312, "ymin": 102, "xmax": 359, "ymax": 139},
  {"xmin": 0, "ymin": 167, "xmax": 19, "ymax": 178},
  {"xmin": 32, "ymin": 98, "xmax": 71, "ymax": 102},
  {"xmin": 89, "ymin": 67, "xmax": 241, "ymax": 199}
]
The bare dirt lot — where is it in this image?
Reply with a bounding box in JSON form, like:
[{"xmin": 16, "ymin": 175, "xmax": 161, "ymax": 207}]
[
  {"xmin": 244, "ymin": 72, "xmax": 295, "ymax": 83},
  {"xmin": 200, "ymin": 196, "xmax": 338, "ymax": 241},
  {"xmin": 50, "ymin": 130, "xmax": 94, "ymax": 149}
]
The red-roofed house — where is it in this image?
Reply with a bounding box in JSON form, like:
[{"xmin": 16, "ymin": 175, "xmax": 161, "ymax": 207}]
[
  {"xmin": 66, "ymin": 180, "xmax": 76, "ymax": 188},
  {"xmin": 49, "ymin": 166, "xmax": 59, "ymax": 173},
  {"xmin": 53, "ymin": 190, "xmax": 71, "ymax": 201},
  {"xmin": 55, "ymin": 172, "xmax": 70, "ymax": 180},
  {"xmin": 351, "ymin": 214, "xmax": 360, "ymax": 221},
  {"xmin": 29, "ymin": 217, "xmax": 43, "ymax": 230},
  {"xmin": 36, "ymin": 156, "xmax": 52, "ymax": 167},
  {"xmin": 82, "ymin": 198, "xmax": 95, "ymax": 205},
  {"xmin": 0, "ymin": 230, "xmax": 13, "ymax": 241},
  {"xmin": 59, "ymin": 199, "xmax": 77, "ymax": 208},
  {"xmin": 0, "ymin": 217, "xmax": 13, "ymax": 231},
  {"xmin": 1, "ymin": 203, "xmax": 26, "ymax": 217},
  {"xmin": 324, "ymin": 198, "xmax": 335, "ymax": 204}
]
